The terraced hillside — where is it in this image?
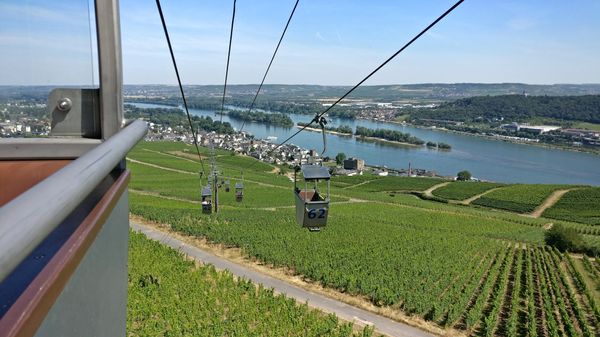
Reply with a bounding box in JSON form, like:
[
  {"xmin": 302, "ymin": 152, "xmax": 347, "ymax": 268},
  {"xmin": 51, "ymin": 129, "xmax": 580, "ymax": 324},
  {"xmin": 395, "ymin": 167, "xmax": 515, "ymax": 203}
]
[{"xmin": 127, "ymin": 141, "xmax": 600, "ymax": 337}]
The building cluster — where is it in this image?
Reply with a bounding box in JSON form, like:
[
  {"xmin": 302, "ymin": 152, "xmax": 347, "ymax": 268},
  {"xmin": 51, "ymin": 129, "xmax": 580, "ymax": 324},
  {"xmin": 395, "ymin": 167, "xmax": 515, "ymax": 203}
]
[
  {"xmin": 318, "ymin": 99, "xmax": 437, "ymax": 122},
  {"xmin": 500, "ymin": 123, "xmax": 600, "ymax": 147},
  {"xmin": 145, "ymin": 124, "xmax": 319, "ymax": 168},
  {"xmin": 143, "ymin": 122, "xmax": 190, "ymax": 142},
  {"xmin": 143, "ymin": 117, "xmax": 445, "ymax": 177},
  {"xmin": 0, "ymin": 117, "xmax": 49, "ymax": 137},
  {"xmin": 501, "ymin": 122, "xmax": 561, "ymax": 134},
  {"xmin": 355, "ymin": 108, "xmax": 398, "ymax": 121},
  {"xmin": 560, "ymin": 128, "xmax": 600, "ymax": 147},
  {"xmin": 333, "ymin": 157, "xmax": 365, "ymax": 176},
  {"xmin": 333, "ymin": 156, "xmax": 437, "ymax": 177},
  {"xmin": 355, "ymin": 104, "xmax": 437, "ymax": 122},
  {"xmin": 204, "ymin": 132, "xmax": 321, "ymax": 167}
]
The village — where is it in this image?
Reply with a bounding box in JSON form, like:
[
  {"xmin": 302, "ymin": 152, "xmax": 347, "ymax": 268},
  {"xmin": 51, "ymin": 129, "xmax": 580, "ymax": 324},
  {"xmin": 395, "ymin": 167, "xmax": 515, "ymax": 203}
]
[
  {"xmin": 0, "ymin": 116, "xmax": 49, "ymax": 137},
  {"xmin": 143, "ymin": 120, "xmax": 442, "ymax": 178}
]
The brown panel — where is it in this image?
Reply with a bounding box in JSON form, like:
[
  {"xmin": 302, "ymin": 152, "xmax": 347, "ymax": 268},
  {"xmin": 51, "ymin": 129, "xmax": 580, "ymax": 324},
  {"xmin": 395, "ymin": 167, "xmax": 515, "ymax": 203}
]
[
  {"xmin": 0, "ymin": 170, "xmax": 130, "ymax": 337},
  {"xmin": 0, "ymin": 161, "xmax": 71, "ymax": 207}
]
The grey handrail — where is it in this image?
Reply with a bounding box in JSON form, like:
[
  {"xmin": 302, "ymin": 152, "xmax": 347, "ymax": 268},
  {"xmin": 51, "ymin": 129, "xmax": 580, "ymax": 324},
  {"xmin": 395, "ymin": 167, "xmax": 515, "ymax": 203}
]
[{"xmin": 0, "ymin": 120, "xmax": 147, "ymax": 282}]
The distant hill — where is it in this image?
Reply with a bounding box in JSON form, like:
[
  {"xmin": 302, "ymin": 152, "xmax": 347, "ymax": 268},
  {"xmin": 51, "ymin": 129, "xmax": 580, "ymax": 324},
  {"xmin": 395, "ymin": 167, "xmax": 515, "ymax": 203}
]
[
  {"xmin": 123, "ymin": 83, "xmax": 600, "ymax": 102},
  {"xmin": 409, "ymin": 94, "xmax": 600, "ymax": 124},
  {"xmin": 3, "ymin": 83, "xmax": 600, "ymax": 102}
]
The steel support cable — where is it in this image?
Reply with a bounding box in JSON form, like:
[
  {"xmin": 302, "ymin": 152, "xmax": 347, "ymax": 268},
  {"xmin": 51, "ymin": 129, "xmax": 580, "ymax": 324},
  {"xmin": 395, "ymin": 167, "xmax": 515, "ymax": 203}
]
[
  {"xmin": 244, "ymin": 0, "xmax": 464, "ymax": 171},
  {"xmin": 155, "ymin": 0, "xmax": 207, "ymax": 178},
  {"xmin": 239, "ymin": 0, "xmax": 300, "ymax": 133},
  {"xmin": 220, "ymin": 0, "xmax": 237, "ymax": 123}
]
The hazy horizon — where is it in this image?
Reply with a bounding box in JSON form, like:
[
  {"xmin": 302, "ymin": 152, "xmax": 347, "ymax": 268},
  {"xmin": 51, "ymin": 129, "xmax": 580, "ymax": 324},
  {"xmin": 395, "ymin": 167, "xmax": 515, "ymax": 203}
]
[{"xmin": 4, "ymin": 82, "xmax": 600, "ymax": 87}]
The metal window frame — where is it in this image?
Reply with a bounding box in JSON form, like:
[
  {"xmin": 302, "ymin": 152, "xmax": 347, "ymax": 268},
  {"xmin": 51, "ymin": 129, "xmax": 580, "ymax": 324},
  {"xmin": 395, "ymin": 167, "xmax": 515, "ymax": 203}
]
[
  {"xmin": 0, "ymin": 0, "xmax": 142, "ymax": 280},
  {"xmin": 0, "ymin": 0, "xmax": 125, "ymax": 159},
  {"xmin": 0, "ymin": 120, "xmax": 147, "ymax": 282},
  {"xmin": 95, "ymin": 0, "xmax": 124, "ymax": 140}
]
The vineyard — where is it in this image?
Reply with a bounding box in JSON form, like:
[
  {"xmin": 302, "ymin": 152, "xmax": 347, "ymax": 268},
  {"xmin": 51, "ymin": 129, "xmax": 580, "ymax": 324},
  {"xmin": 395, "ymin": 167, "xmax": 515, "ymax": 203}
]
[
  {"xmin": 127, "ymin": 141, "xmax": 600, "ymax": 336},
  {"xmin": 472, "ymin": 184, "xmax": 572, "ymax": 213},
  {"xmin": 543, "ymin": 187, "xmax": 600, "ymax": 225},
  {"xmin": 346, "ymin": 176, "xmax": 445, "ymax": 192},
  {"xmin": 128, "ymin": 162, "xmax": 310, "ymax": 208},
  {"xmin": 431, "ymin": 181, "xmax": 505, "ymax": 201},
  {"xmin": 128, "ymin": 230, "xmax": 375, "ymax": 336}
]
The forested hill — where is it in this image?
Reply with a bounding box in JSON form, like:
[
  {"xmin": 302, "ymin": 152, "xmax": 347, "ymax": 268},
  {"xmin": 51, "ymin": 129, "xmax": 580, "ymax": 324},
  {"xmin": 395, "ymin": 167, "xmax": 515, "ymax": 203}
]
[{"xmin": 410, "ymin": 95, "xmax": 600, "ymax": 123}]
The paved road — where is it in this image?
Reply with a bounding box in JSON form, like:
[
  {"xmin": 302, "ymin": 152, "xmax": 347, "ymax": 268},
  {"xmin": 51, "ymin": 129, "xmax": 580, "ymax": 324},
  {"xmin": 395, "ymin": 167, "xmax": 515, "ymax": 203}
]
[{"xmin": 131, "ymin": 222, "xmax": 435, "ymax": 337}]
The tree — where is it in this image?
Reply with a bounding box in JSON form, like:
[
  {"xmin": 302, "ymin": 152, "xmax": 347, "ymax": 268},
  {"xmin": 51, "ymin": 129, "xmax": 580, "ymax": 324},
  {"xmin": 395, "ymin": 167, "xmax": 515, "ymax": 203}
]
[
  {"xmin": 437, "ymin": 142, "xmax": 452, "ymax": 150},
  {"xmin": 545, "ymin": 224, "xmax": 583, "ymax": 252},
  {"xmin": 456, "ymin": 170, "xmax": 472, "ymax": 181},
  {"xmin": 335, "ymin": 152, "xmax": 347, "ymax": 165}
]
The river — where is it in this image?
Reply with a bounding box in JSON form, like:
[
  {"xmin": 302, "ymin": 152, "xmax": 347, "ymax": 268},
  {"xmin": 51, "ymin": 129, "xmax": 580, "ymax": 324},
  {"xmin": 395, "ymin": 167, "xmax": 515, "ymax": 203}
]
[{"xmin": 130, "ymin": 102, "xmax": 600, "ymax": 186}]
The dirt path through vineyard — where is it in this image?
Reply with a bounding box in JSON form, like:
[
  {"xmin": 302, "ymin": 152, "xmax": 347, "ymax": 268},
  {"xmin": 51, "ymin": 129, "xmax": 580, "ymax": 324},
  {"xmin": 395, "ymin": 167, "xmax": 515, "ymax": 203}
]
[
  {"xmin": 528, "ymin": 188, "xmax": 576, "ymax": 218},
  {"xmin": 461, "ymin": 187, "xmax": 503, "ymax": 205},
  {"xmin": 422, "ymin": 181, "xmax": 451, "ymax": 197}
]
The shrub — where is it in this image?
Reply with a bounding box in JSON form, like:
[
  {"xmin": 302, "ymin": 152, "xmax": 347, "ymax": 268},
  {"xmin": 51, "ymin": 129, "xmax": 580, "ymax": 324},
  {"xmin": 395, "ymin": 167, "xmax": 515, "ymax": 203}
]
[{"xmin": 545, "ymin": 224, "xmax": 583, "ymax": 252}]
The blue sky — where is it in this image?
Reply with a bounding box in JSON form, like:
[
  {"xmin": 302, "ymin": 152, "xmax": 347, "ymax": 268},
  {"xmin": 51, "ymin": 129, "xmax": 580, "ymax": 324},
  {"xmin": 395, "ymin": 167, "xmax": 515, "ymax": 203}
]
[{"xmin": 1, "ymin": 0, "xmax": 599, "ymax": 85}]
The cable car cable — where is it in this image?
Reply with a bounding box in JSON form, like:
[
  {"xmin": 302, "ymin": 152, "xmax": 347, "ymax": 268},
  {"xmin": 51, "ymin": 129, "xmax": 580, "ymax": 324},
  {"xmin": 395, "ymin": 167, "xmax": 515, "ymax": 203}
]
[
  {"xmin": 243, "ymin": 0, "xmax": 464, "ymax": 170},
  {"xmin": 219, "ymin": 0, "xmax": 237, "ymax": 124},
  {"xmin": 271, "ymin": 0, "xmax": 464, "ymax": 152},
  {"xmin": 155, "ymin": 0, "xmax": 207, "ymax": 178},
  {"xmin": 239, "ymin": 0, "xmax": 300, "ymax": 133}
]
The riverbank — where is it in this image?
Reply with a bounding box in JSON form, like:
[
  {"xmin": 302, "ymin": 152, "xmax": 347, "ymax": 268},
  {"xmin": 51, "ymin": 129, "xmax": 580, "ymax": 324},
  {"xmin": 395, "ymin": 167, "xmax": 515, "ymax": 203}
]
[
  {"xmin": 355, "ymin": 135, "xmax": 423, "ymax": 148},
  {"xmin": 130, "ymin": 100, "xmax": 600, "ymax": 156},
  {"xmin": 297, "ymin": 125, "xmax": 353, "ymax": 136},
  {"xmin": 298, "ymin": 125, "xmax": 424, "ymax": 147},
  {"xmin": 127, "ymin": 101, "xmax": 600, "ymax": 185},
  {"xmin": 386, "ymin": 119, "xmax": 600, "ymax": 156}
]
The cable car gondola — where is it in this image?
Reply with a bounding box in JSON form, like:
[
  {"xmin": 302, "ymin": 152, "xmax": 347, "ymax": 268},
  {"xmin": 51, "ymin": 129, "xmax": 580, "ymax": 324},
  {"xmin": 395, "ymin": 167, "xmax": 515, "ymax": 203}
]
[
  {"xmin": 235, "ymin": 182, "xmax": 244, "ymax": 202},
  {"xmin": 294, "ymin": 165, "xmax": 330, "ymax": 231},
  {"xmin": 201, "ymin": 186, "xmax": 212, "ymax": 214}
]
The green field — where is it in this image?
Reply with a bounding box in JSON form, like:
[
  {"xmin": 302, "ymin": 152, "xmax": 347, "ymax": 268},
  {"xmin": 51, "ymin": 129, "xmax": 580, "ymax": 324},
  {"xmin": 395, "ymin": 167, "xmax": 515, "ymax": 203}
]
[
  {"xmin": 128, "ymin": 231, "xmax": 375, "ymax": 337},
  {"xmin": 432, "ymin": 181, "xmax": 505, "ymax": 201},
  {"xmin": 128, "ymin": 142, "xmax": 291, "ymax": 188},
  {"xmin": 472, "ymin": 184, "xmax": 572, "ymax": 213},
  {"xmin": 573, "ymin": 122, "xmax": 600, "ymax": 132},
  {"xmin": 128, "ymin": 141, "xmax": 600, "ymax": 336},
  {"xmin": 128, "ymin": 162, "xmax": 309, "ymax": 208},
  {"xmin": 543, "ymin": 187, "xmax": 600, "ymax": 225}
]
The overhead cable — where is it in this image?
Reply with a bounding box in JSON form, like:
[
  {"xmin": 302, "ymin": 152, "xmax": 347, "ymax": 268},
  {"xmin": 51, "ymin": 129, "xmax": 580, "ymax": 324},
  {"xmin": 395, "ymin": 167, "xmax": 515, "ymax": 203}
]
[
  {"xmin": 239, "ymin": 0, "xmax": 300, "ymax": 133},
  {"xmin": 220, "ymin": 0, "xmax": 237, "ymax": 123},
  {"xmin": 247, "ymin": 0, "xmax": 464, "ymax": 169},
  {"xmin": 155, "ymin": 0, "xmax": 206, "ymax": 177}
]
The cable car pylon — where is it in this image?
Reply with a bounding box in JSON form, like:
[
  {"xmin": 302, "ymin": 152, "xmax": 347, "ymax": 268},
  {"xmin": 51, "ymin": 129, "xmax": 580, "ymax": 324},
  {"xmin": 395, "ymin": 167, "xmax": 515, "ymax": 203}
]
[{"xmin": 234, "ymin": 171, "xmax": 244, "ymax": 202}]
